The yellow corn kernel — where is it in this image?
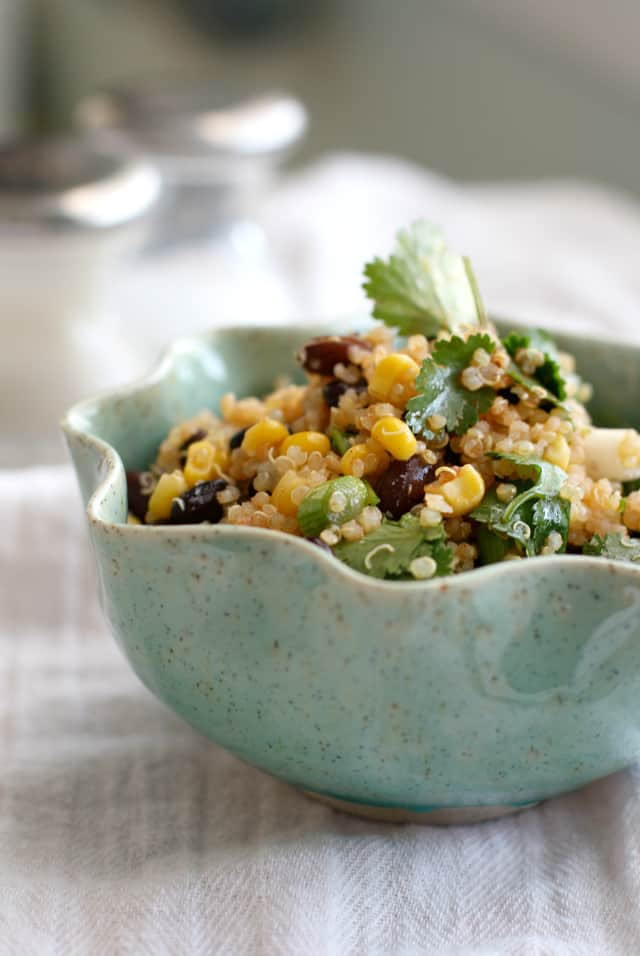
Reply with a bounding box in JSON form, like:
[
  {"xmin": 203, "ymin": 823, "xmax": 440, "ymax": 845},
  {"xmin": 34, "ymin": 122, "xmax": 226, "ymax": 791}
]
[
  {"xmin": 241, "ymin": 418, "xmax": 290, "ymax": 456},
  {"xmin": 280, "ymin": 431, "xmax": 330, "ymax": 456},
  {"xmin": 146, "ymin": 471, "xmax": 187, "ymax": 523},
  {"xmin": 271, "ymin": 470, "xmax": 309, "ymax": 517},
  {"xmin": 369, "ymin": 353, "xmax": 420, "ymax": 403},
  {"xmin": 544, "ymin": 434, "xmax": 570, "ymax": 471},
  {"xmin": 371, "ymin": 416, "xmax": 417, "ymax": 461},
  {"xmin": 340, "ymin": 440, "xmax": 389, "ymax": 478},
  {"xmin": 440, "ymin": 464, "xmax": 485, "ymax": 517},
  {"xmin": 183, "ymin": 439, "xmax": 227, "ymax": 487}
]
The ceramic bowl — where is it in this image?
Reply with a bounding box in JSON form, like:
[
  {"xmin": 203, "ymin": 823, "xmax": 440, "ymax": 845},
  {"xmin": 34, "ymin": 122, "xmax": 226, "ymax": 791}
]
[{"xmin": 62, "ymin": 322, "xmax": 640, "ymax": 824}]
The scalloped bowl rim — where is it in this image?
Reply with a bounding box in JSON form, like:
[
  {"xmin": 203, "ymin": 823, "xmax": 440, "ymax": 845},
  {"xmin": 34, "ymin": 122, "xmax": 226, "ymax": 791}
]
[{"xmin": 60, "ymin": 321, "xmax": 640, "ymax": 593}]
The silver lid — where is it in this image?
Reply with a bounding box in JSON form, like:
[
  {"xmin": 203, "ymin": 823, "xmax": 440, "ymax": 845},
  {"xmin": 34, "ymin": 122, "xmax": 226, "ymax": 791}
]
[
  {"xmin": 75, "ymin": 83, "xmax": 308, "ymax": 163},
  {"xmin": 0, "ymin": 137, "xmax": 161, "ymax": 234}
]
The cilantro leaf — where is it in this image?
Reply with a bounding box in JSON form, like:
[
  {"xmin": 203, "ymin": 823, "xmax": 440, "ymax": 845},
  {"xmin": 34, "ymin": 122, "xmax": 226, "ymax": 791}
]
[
  {"xmin": 405, "ymin": 333, "xmax": 496, "ymax": 439},
  {"xmin": 503, "ymin": 329, "xmax": 567, "ymax": 402},
  {"xmin": 471, "ymin": 453, "xmax": 569, "ymax": 557},
  {"xmin": 623, "ymin": 478, "xmax": 640, "ymax": 496},
  {"xmin": 472, "ymin": 486, "xmax": 537, "ymax": 552},
  {"xmin": 582, "ymin": 533, "xmax": 640, "ymax": 563},
  {"xmin": 530, "ymin": 497, "xmax": 571, "ymax": 555},
  {"xmin": 487, "ymin": 452, "xmax": 567, "ymax": 502},
  {"xmin": 362, "ymin": 221, "xmax": 486, "ymax": 338},
  {"xmin": 333, "ymin": 514, "xmax": 453, "ymax": 580},
  {"xmin": 476, "ymin": 525, "xmax": 510, "ymax": 564}
]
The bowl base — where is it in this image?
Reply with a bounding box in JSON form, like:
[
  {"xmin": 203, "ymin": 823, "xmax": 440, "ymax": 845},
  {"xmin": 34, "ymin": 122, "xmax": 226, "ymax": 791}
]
[{"xmin": 304, "ymin": 790, "xmax": 538, "ymax": 825}]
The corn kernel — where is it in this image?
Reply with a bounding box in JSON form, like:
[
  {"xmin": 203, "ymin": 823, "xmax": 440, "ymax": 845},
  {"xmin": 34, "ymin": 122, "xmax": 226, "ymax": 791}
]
[
  {"xmin": 369, "ymin": 353, "xmax": 420, "ymax": 403},
  {"xmin": 440, "ymin": 464, "xmax": 485, "ymax": 516},
  {"xmin": 271, "ymin": 470, "xmax": 309, "ymax": 517},
  {"xmin": 242, "ymin": 418, "xmax": 290, "ymax": 456},
  {"xmin": 280, "ymin": 430, "xmax": 330, "ymax": 457},
  {"xmin": 371, "ymin": 416, "xmax": 417, "ymax": 461},
  {"xmin": 183, "ymin": 439, "xmax": 227, "ymax": 487},
  {"xmin": 544, "ymin": 434, "xmax": 570, "ymax": 471},
  {"xmin": 340, "ymin": 440, "xmax": 389, "ymax": 478},
  {"xmin": 146, "ymin": 471, "xmax": 187, "ymax": 523}
]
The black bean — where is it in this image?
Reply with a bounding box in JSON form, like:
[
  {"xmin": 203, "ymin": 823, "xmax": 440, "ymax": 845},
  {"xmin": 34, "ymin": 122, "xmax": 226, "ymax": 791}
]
[
  {"xmin": 178, "ymin": 429, "xmax": 207, "ymax": 451},
  {"xmin": 498, "ymin": 388, "xmax": 520, "ymax": 406},
  {"xmin": 169, "ymin": 479, "xmax": 227, "ymax": 525},
  {"xmin": 229, "ymin": 427, "xmax": 248, "ymax": 450},
  {"xmin": 375, "ymin": 456, "xmax": 436, "ymax": 519},
  {"xmin": 126, "ymin": 470, "xmax": 152, "ymax": 521},
  {"xmin": 322, "ymin": 378, "xmax": 368, "ymax": 408},
  {"xmin": 442, "ymin": 443, "xmax": 458, "ymax": 466},
  {"xmin": 298, "ymin": 335, "xmax": 371, "ymax": 375}
]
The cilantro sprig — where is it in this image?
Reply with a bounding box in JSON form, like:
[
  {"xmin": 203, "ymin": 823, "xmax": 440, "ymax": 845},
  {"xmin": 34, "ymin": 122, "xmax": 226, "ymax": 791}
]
[
  {"xmin": 333, "ymin": 514, "xmax": 453, "ymax": 580},
  {"xmin": 363, "ymin": 221, "xmax": 486, "ymax": 338},
  {"xmin": 471, "ymin": 453, "xmax": 569, "ymax": 558},
  {"xmin": 582, "ymin": 533, "xmax": 640, "ymax": 563},
  {"xmin": 405, "ymin": 333, "xmax": 497, "ymax": 439},
  {"xmin": 502, "ymin": 329, "xmax": 567, "ymax": 404}
]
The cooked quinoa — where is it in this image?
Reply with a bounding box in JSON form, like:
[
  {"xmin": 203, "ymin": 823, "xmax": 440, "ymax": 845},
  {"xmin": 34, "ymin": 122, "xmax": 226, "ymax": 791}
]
[{"xmin": 126, "ymin": 221, "xmax": 640, "ymax": 579}]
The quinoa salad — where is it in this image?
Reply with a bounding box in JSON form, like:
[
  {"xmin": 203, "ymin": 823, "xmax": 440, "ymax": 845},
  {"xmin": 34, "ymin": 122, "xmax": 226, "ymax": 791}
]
[{"xmin": 126, "ymin": 221, "xmax": 640, "ymax": 580}]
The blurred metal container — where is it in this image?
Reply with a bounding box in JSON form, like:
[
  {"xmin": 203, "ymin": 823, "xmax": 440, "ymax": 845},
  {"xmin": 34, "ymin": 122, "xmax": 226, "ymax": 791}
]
[
  {"xmin": 75, "ymin": 82, "xmax": 307, "ymax": 245},
  {"xmin": 0, "ymin": 137, "xmax": 160, "ymax": 466}
]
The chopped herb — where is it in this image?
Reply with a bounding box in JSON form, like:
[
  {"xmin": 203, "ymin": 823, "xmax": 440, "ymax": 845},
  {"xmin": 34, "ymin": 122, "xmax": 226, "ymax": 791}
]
[
  {"xmin": 529, "ymin": 497, "xmax": 571, "ymax": 555},
  {"xmin": 471, "ymin": 453, "xmax": 569, "ymax": 556},
  {"xmin": 582, "ymin": 533, "xmax": 640, "ymax": 563},
  {"xmin": 488, "ymin": 452, "xmax": 567, "ymax": 500},
  {"xmin": 405, "ymin": 333, "xmax": 496, "ymax": 439},
  {"xmin": 333, "ymin": 513, "xmax": 453, "ymax": 580},
  {"xmin": 298, "ymin": 476, "xmax": 376, "ymax": 538},
  {"xmin": 476, "ymin": 525, "xmax": 510, "ymax": 565},
  {"xmin": 362, "ymin": 221, "xmax": 485, "ymax": 338},
  {"xmin": 502, "ymin": 329, "xmax": 567, "ymax": 402},
  {"xmin": 328, "ymin": 426, "xmax": 352, "ymax": 456}
]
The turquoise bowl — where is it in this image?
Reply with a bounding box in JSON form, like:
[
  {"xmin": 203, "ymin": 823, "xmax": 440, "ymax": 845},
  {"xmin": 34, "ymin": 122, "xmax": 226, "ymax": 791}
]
[{"xmin": 62, "ymin": 323, "xmax": 640, "ymax": 823}]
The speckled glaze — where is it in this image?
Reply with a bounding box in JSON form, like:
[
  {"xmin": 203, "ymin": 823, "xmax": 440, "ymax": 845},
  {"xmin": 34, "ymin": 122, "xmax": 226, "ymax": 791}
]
[{"xmin": 62, "ymin": 322, "xmax": 640, "ymax": 822}]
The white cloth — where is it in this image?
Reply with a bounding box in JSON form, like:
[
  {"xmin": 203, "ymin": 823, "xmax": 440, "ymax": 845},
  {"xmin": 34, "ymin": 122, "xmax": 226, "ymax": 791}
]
[{"xmin": 5, "ymin": 157, "xmax": 640, "ymax": 954}]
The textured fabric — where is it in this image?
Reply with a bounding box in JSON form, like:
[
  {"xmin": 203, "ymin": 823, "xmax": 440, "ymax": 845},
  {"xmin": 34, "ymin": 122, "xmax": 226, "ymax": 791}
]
[{"xmin": 5, "ymin": 159, "xmax": 640, "ymax": 954}]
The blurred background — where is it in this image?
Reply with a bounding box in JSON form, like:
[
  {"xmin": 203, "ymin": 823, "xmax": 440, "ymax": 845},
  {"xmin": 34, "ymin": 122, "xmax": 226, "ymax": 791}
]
[
  {"xmin": 4, "ymin": 0, "xmax": 640, "ymax": 465},
  {"xmin": 5, "ymin": 0, "xmax": 640, "ymax": 190}
]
